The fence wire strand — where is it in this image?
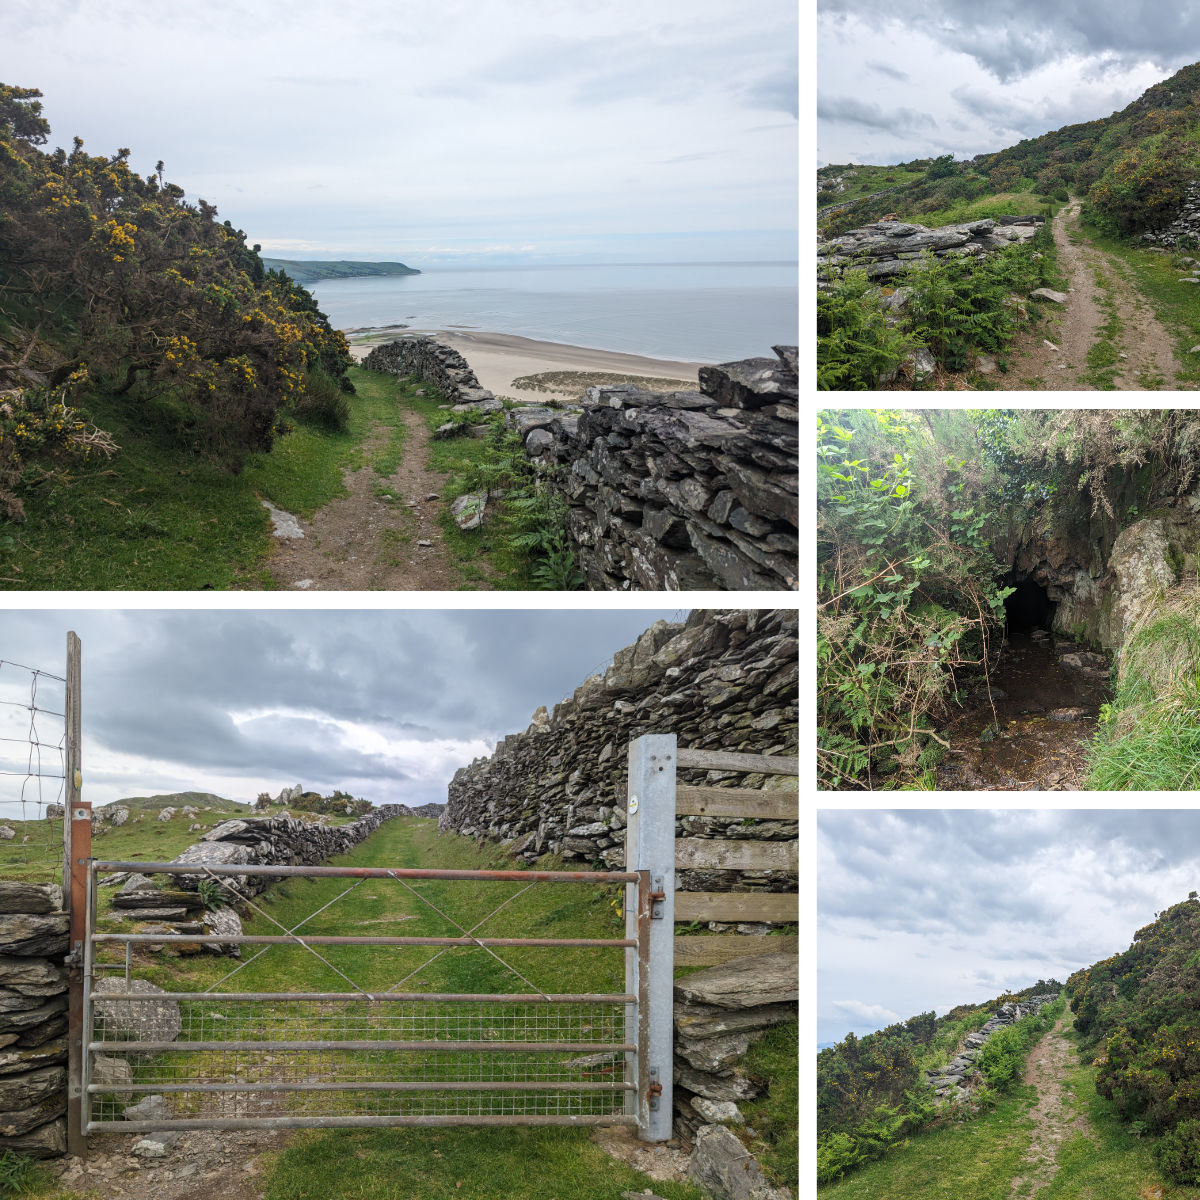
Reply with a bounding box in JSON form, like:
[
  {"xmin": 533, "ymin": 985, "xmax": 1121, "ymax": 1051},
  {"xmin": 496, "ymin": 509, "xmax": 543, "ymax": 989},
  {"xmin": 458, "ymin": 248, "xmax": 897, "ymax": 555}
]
[{"xmin": 0, "ymin": 657, "xmax": 66, "ymax": 869}]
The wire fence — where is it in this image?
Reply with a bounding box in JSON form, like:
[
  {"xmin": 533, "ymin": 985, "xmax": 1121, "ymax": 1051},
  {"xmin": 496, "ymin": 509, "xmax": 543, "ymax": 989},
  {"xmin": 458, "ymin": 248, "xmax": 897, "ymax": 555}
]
[{"xmin": 0, "ymin": 655, "xmax": 67, "ymax": 872}]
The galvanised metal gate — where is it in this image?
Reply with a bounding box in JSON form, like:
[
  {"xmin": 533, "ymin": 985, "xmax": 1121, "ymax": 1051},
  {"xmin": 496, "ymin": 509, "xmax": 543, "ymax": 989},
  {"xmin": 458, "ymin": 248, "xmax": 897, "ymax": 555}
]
[{"xmin": 65, "ymin": 739, "xmax": 678, "ymax": 1154}]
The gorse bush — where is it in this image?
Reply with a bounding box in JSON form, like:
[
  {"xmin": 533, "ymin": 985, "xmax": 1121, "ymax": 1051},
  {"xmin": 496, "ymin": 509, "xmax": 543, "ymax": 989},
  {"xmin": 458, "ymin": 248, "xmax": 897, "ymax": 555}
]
[{"xmin": 0, "ymin": 82, "xmax": 353, "ymax": 518}]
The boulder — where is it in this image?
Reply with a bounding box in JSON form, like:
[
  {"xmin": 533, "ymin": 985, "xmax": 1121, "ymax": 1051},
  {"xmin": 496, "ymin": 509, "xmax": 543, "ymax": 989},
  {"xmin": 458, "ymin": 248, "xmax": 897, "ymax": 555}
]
[
  {"xmin": 689, "ymin": 1124, "xmax": 790, "ymax": 1200},
  {"xmin": 92, "ymin": 977, "xmax": 181, "ymax": 1045}
]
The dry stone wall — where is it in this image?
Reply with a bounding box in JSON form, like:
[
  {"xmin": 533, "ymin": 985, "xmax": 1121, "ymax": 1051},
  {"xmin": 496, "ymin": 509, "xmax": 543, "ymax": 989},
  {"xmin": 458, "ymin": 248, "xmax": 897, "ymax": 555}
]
[
  {"xmin": 0, "ymin": 881, "xmax": 69, "ymax": 1158},
  {"xmin": 361, "ymin": 335, "xmax": 798, "ymax": 591},
  {"xmin": 107, "ymin": 805, "xmax": 414, "ymax": 898},
  {"xmin": 528, "ymin": 348, "xmax": 798, "ymax": 590},
  {"xmin": 925, "ymin": 994, "xmax": 1059, "ymax": 1102},
  {"xmin": 362, "ymin": 336, "xmax": 500, "ymax": 412},
  {"xmin": 441, "ymin": 609, "xmax": 797, "ymax": 897}
]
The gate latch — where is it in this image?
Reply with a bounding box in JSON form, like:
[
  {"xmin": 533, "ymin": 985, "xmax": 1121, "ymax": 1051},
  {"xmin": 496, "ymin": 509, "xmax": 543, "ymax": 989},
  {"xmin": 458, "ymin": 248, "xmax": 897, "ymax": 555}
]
[
  {"xmin": 648, "ymin": 1065, "xmax": 663, "ymax": 1110},
  {"xmin": 649, "ymin": 875, "xmax": 666, "ymax": 920}
]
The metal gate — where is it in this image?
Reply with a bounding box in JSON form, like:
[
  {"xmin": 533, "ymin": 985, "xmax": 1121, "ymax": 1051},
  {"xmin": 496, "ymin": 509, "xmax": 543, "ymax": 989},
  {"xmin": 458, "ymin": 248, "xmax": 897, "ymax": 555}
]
[{"xmin": 65, "ymin": 735, "xmax": 678, "ymax": 1154}]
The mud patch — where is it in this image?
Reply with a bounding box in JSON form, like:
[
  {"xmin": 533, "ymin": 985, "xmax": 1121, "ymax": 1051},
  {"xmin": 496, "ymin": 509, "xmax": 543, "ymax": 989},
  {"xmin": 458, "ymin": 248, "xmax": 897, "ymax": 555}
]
[{"xmin": 938, "ymin": 632, "xmax": 1111, "ymax": 790}]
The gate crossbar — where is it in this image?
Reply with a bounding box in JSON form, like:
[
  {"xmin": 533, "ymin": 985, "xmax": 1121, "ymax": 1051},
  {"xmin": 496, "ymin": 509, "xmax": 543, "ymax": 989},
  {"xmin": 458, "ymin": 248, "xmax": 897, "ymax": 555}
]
[{"xmin": 82, "ymin": 858, "xmax": 649, "ymax": 1135}]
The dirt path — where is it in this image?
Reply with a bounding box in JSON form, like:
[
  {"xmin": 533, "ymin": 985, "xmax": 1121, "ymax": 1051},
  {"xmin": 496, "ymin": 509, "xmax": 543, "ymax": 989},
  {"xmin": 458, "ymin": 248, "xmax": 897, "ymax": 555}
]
[
  {"xmin": 266, "ymin": 408, "xmax": 490, "ymax": 591},
  {"xmin": 1007, "ymin": 1006, "xmax": 1089, "ymax": 1199},
  {"xmin": 1007, "ymin": 201, "xmax": 1185, "ymax": 389}
]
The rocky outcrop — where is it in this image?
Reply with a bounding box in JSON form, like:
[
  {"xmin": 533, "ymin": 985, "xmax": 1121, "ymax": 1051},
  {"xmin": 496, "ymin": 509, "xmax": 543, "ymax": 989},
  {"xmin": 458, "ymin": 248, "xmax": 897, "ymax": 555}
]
[
  {"xmin": 924, "ymin": 994, "xmax": 1059, "ymax": 1102},
  {"xmin": 0, "ymin": 882, "xmax": 68, "ymax": 1158},
  {"xmin": 818, "ymin": 216, "xmax": 1043, "ymax": 284},
  {"xmin": 530, "ymin": 348, "xmax": 798, "ymax": 590},
  {"xmin": 441, "ymin": 609, "xmax": 797, "ymax": 894},
  {"xmin": 362, "ymin": 335, "xmax": 500, "ymax": 413}
]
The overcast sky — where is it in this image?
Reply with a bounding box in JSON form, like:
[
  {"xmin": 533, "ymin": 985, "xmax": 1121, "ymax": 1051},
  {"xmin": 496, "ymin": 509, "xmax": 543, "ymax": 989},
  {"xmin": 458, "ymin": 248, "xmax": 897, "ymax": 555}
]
[
  {"xmin": 818, "ymin": 809, "xmax": 1200, "ymax": 1047},
  {"xmin": 818, "ymin": 2, "xmax": 1200, "ymax": 166},
  {"xmin": 0, "ymin": 0, "xmax": 797, "ymax": 265},
  {"xmin": 0, "ymin": 608, "xmax": 689, "ymax": 816}
]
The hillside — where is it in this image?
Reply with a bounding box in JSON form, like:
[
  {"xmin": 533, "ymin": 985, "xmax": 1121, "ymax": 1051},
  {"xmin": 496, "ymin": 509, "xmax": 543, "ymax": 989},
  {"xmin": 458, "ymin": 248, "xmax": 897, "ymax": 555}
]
[
  {"xmin": 819, "ymin": 893, "xmax": 1200, "ymax": 1195},
  {"xmin": 0, "ymin": 82, "xmax": 354, "ymax": 528},
  {"xmin": 816, "ymin": 61, "xmax": 1200, "ymax": 390},
  {"xmin": 260, "ymin": 258, "xmax": 421, "ymax": 283},
  {"xmin": 102, "ymin": 791, "xmax": 247, "ymax": 813}
]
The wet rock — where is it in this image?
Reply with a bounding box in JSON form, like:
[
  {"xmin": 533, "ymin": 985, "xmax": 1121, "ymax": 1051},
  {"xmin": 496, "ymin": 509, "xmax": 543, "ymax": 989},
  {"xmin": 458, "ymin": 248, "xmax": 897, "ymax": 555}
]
[{"xmin": 1046, "ymin": 706, "xmax": 1097, "ymax": 721}]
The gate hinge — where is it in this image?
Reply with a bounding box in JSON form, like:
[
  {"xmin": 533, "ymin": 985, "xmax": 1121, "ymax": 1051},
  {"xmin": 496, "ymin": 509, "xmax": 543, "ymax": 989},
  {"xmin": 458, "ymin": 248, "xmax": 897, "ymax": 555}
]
[
  {"xmin": 63, "ymin": 941, "xmax": 83, "ymax": 967},
  {"xmin": 648, "ymin": 1065, "xmax": 663, "ymax": 1110},
  {"xmin": 649, "ymin": 875, "xmax": 666, "ymax": 919}
]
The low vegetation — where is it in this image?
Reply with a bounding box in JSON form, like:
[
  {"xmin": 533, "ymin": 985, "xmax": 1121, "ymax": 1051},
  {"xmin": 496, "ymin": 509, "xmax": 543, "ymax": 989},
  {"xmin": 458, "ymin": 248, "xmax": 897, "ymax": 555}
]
[
  {"xmin": 818, "ymin": 220, "xmax": 1062, "ymax": 390},
  {"xmin": 817, "ymin": 986, "xmax": 1063, "ymax": 1186},
  {"xmin": 817, "ymin": 408, "xmax": 1200, "ymax": 790}
]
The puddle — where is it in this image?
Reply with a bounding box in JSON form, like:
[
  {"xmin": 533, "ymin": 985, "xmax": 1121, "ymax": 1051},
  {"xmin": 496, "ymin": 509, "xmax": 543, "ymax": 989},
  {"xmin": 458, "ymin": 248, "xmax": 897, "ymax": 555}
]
[{"xmin": 937, "ymin": 631, "xmax": 1112, "ymax": 790}]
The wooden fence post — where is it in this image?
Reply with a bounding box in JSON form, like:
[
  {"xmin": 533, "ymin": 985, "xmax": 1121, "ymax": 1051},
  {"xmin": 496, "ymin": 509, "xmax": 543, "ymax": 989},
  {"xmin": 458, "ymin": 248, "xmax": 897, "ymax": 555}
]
[{"xmin": 625, "ymin": 734, "xmax": 676, "ymax": 1142}]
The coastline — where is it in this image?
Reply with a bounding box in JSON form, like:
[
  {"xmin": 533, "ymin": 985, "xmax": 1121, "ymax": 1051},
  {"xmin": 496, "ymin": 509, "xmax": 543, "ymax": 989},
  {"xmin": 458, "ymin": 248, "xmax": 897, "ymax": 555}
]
[{"xmin": 346, "ymin": 328, "xmax": 706, "ymax": 403}]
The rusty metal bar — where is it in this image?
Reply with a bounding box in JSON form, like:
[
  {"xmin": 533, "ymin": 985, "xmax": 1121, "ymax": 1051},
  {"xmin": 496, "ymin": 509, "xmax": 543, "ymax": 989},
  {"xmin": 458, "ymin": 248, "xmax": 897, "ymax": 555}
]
[
  {"xmin": 90, "ymin": 1039, "xmax": 636, "ymax": 1053},
  {"xmin": 65, "ymin": 799, "xmax": 90, "ymax": 1160},
  {"xmin": 93, "ymin": 861, "xmax": 637, "ymax": 883},
  {"xmin": 89, "ymin": 990, "xmax": 635, "ymax": 1003},
  {"xmin": 92, "ymin": 1114, "xmax": 639, "ymax": 1133},
  {"xmin": 88, "ymin": 1080, "xmax": 634, "ymax": 1094},
  {"xmin": 92, "ymin": 933, "xmax": 635, "ymax": 948}
]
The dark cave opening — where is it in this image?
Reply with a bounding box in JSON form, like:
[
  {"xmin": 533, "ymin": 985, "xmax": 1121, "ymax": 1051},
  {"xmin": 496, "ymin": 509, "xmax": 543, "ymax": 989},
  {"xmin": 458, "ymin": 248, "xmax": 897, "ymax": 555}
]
[{"xmin": 1004, "ymin": 577, "xmax": 1056, "ymax": 633}]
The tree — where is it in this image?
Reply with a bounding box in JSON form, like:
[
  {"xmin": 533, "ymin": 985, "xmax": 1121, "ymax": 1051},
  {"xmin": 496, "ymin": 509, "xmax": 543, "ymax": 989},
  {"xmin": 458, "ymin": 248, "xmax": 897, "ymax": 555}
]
[{"xmin": 925, "ymin": 153, "xmax": 959, "ymax": 180}]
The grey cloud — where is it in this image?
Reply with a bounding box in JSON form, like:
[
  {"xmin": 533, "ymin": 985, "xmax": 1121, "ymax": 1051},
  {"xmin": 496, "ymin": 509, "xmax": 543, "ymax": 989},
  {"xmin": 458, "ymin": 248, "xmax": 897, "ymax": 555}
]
[
  {"xmin": 866, "ymin": 60, "xmax": 910, "ymax": 82},
  {"xmin": 817, "ymin": 95, "xmax": 935, "ymax": 134},
  {"xmin": 823, "ymin": 0, "xmax": 1200, "ymax": 82},
  {"xmin": 742, "ymin": 67, "xmax": 800, "ymax": 118}
]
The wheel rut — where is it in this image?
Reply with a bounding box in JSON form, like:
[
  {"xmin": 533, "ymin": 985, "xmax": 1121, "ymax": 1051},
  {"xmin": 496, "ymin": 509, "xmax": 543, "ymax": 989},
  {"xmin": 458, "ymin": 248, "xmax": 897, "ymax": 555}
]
[{"xmin": 1007, "ymin": 201, "xmax": 1185, "ymax": 390}]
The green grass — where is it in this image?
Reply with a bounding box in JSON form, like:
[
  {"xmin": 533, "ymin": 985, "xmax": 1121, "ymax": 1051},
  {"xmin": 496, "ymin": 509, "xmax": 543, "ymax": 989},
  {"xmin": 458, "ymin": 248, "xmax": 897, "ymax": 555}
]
[
  {"xmin": 1080, "ymin": 221, "xmax": 1200, "ymax": 385},
  {"xmin": 741, "ymin": 1020, "xmax": 798, "ymax": 1190},
  {"xmin": 70, "ymin": 817, "xmax": 734, "ymax": 1200},
  {"xmin": 1084, "ymin": 265, "xmax": 1125, "ymax": 388},
  {"xmin": 1039, "ymin": 1029, "xmax": 1200, "ymax": 1200},
  {"xmin": 3, "ymin": 365, "xmax": 423, "ymax": 589},
  {"xmin": 906, "ymin": 192, "xmax": 1066, "ymax": 230},
  {"xmin": 818, "ymin": 164, "xmax": 926, "ymax": 205},
  {"xmin": 819, "ymin": 1088, "xmax": 1039, "ymax": 1199},
  {"xmin": 262, "ymin": 1125, "xmax": 703, "ymax": 1200}
]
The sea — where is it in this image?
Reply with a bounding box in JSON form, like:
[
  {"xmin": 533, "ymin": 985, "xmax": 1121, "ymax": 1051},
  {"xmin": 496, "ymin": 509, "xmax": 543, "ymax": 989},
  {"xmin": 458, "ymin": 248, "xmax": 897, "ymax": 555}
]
[{"xmin": 308, "ymin": 261, "xmax": 798, "ymax": 365}]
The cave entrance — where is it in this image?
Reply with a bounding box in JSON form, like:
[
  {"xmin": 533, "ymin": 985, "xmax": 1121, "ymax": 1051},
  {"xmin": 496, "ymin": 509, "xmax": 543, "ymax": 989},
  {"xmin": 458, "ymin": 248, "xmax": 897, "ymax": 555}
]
[{"xmin": 1004, "ymin": 577, "xmax": 1056, "ymax": 633}]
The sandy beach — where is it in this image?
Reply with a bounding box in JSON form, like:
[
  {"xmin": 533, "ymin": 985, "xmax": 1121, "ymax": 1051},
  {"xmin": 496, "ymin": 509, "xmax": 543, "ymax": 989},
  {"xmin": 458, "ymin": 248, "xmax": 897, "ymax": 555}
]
[{"xmin": 347, "ymin": 328, "xmax": 704, "ymax": 403}]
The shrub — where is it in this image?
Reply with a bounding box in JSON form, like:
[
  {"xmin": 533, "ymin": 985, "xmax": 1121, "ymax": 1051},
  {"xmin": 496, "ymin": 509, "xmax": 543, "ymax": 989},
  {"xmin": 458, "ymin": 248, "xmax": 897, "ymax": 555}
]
[
  {"xmin": 817, "ymin": 272, "xmax": 913, "ymax": 390},
  {"xmin": 1086, "ymin": 134, "xmax": 1195, "ymax": 233},
  {"xmin": 292, "ymin": 368, "xmax": 350, "ymax": 431},
  {"xmin": 1158, "ymin": 1119, "xmax": 1200, "ymax": 1184}
]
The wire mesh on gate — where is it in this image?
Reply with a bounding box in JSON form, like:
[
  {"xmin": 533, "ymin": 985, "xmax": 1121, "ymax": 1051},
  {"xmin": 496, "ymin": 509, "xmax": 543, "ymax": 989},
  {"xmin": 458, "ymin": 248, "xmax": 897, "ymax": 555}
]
[
  {"xmin": 85, "ymin": 861, "xmax": 642, "ymax": 1130},
  {"xmin": 0, "ymin": 656, "xmax": 67, "ymax": 873}
]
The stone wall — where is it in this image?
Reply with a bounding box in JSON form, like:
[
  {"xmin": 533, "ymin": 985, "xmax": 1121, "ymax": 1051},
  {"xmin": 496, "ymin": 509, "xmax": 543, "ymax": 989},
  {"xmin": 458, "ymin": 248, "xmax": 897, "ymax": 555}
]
[
  {"xmin": 673, "ymin": 952, "xmax": 797, "ymax": 1148},
  {"xmin": 441, "ymin": 608, "xmax": 797, "ymax": 897},
  {"xmin": 1138, "ymin": 181, "xmax": 1200, "ymax": 247},
  {"xmin": 818, "ymin": 215, "xmax": 1043, "ymax": 284},
  {"xmin": 108, "ymin": 804, "xmax": 415, "ymax": 898},
  {"xmin": 523, "ymin": 349, "xmax": 798, "ymax": 590},
  {"xmin": 0, "ymin": 881, "xmax": 69, "ymax": 1158},
  {"xmin": 362, "ymin": 336, "xmax": 500, "ymax": 412},
  {"xmin": 925, "ymin": 993, "xmax": 1059, "ymax": 1102}
]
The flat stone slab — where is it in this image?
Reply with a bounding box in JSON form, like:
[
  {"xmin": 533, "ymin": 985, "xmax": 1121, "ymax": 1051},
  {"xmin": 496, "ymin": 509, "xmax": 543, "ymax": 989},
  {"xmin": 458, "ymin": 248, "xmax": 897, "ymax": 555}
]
[{"xmin": 673, "ymin": 952, "xmax": 797, "ymax": 1010}]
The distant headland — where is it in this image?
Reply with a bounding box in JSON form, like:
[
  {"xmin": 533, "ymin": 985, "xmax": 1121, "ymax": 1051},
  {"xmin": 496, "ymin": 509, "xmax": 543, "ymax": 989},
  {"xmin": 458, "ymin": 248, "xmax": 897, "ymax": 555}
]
[{"xmin": 262, "ymin": 259, "xmax": 421, "ymax": 283}]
